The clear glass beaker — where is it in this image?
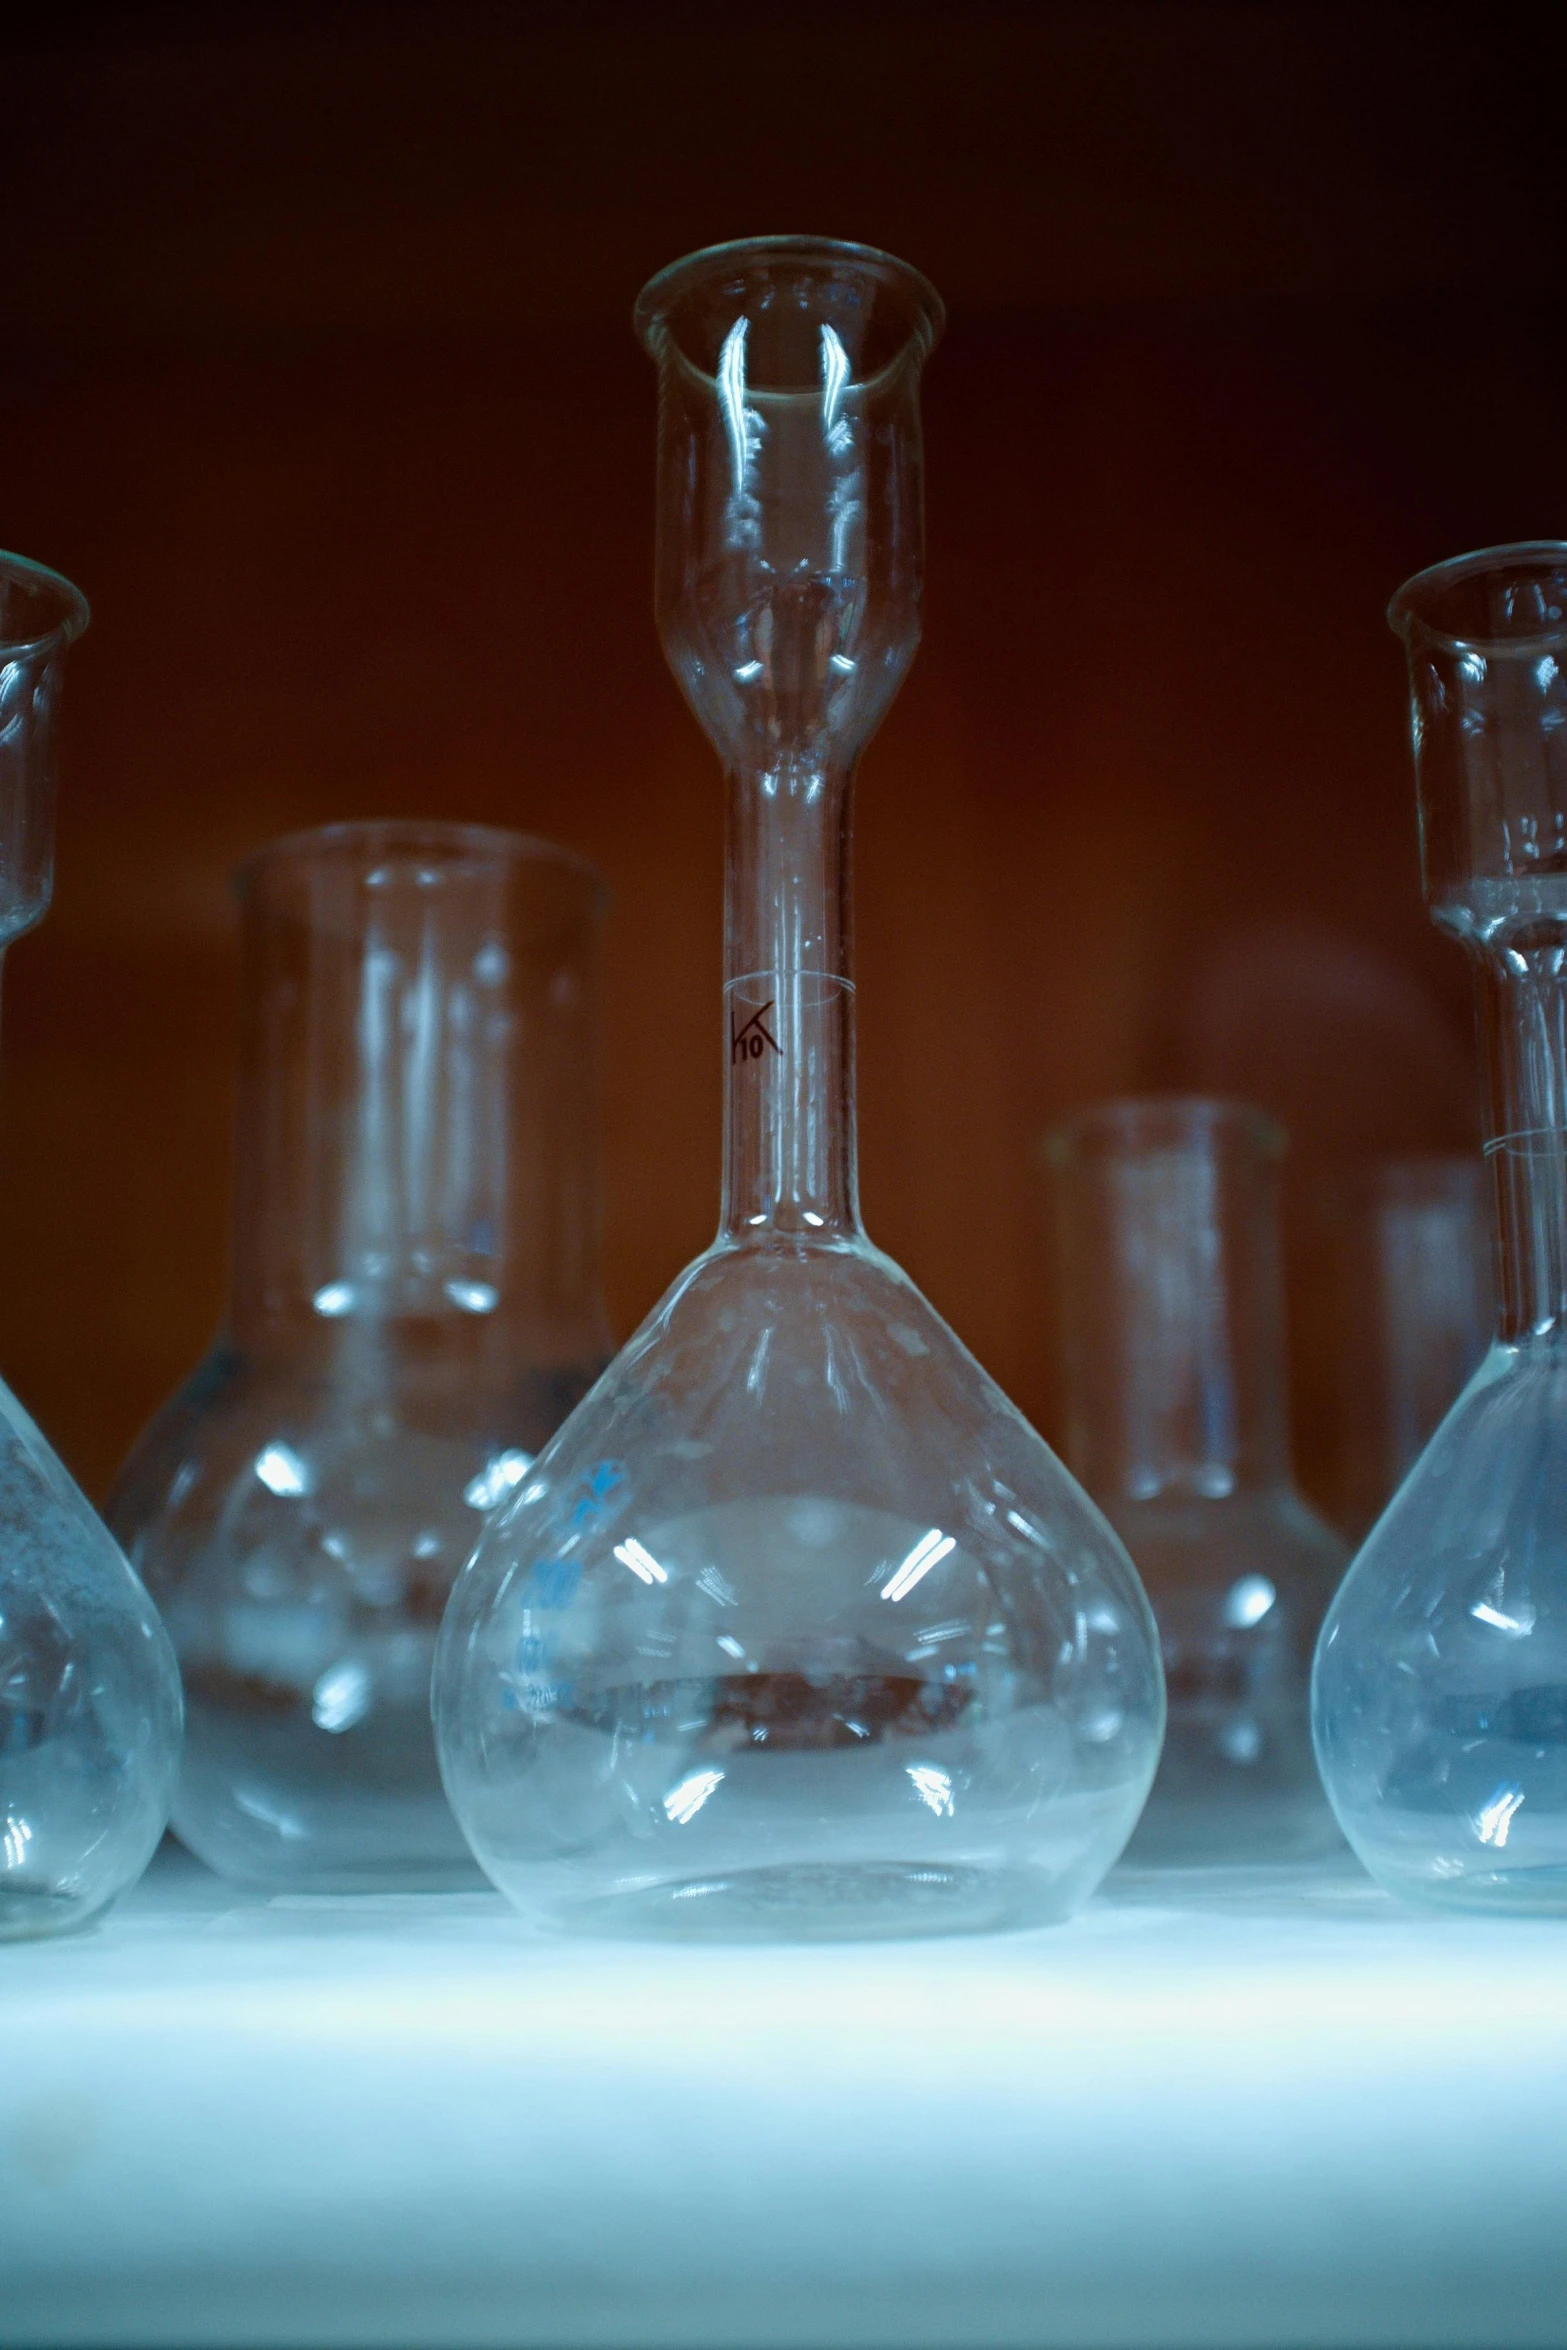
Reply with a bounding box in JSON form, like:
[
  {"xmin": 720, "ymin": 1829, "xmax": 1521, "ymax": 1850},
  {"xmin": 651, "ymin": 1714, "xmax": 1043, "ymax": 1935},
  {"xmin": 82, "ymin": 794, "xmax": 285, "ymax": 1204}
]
[
  {"xmin": 1050, "ymin": 1098, "xmax": 1347, "ymax": 1861},
  {"xmin": 1315, "ymin": 543, "xmax": 1567, "ymax": 1910},
  {"xmin": 0, "ymin": 553, "xmax": 182, "ymax": 1937},
  {"xmin": 108, "ymin": 821, "xmax": 609, "ymax": 1889},
  {"xmin": 434, "ymin": 237, "xmax": 1164, "ymax": 1942},
  {"xmin": 1321, "ymin": 1155, "xmax": 1492, "ymax": 1541}
]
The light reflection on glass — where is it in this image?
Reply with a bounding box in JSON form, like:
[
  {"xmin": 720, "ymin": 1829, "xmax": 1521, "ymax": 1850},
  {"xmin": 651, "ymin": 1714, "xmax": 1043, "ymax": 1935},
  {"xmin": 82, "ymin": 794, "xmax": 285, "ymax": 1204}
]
[
  {"xmin": 255, "ymin": 1442, "xmax": 310, "ymax": 1499},
  {"xmin": 881, "ymin": 1528, "xmax": 954, "ymax": 1603},
  {"xmin": 464, "ymin": 1450, "xmax": 533, "ymax": 1512},
  {"xmin": 1471, "ymin": 1597, "xmax": 1534, "ymax": 1636},
  {"xmin": 1222, "ymin": 1574, "xmax": 1277, "ymax": 1630},
  {"xmin": 445, "ymin": 1279, "xmax": 499, "ymax": 1314},
  {"xmin": 664, "ymin": 1768, "xmax": 724, "ymax": 1825},
  {"xmin": 311, "ymin": 1659, "xmax": 371, "ymax": 1734},
  {"xmin": 907, "ymin": 1762, "xmax": 954, "ymax": 1818},
  {"xmin": 614, "ymin": 1536, "xmax": 669, "ymax": 1586},
  {"xmin": 820, "ymin": 322, "xmax": 852, "ymax": 455},
  {"xmin": 1476, "ymin": 1784, "xmax": 1526, "ymax": 1847}
]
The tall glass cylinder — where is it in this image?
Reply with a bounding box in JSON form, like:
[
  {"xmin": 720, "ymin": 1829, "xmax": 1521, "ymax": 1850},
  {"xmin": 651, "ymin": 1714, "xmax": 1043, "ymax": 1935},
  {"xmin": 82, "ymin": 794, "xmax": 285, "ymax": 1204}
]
[
  {"xmin": 0, "ymin": 554, "xmax": 182, "ymax": 1936},
  {"xmin": 1322, "ymin": 1155, "xmax": 1492, "ymax": 1539},
  {"xmin": 109, "ymin": 821, "xmax": 608, "ymax": 1888},
  {"xmin": 1051, "ymin": 1099, "xmax": 1347, "ymax": 1859},
  {"xmin": 435, "ymin": 238, "xmax": 1163, "ymax": 1942},
  {"xmin": 1315, "ymin": 543, "xmax": 1567, "ymax": 1909}
]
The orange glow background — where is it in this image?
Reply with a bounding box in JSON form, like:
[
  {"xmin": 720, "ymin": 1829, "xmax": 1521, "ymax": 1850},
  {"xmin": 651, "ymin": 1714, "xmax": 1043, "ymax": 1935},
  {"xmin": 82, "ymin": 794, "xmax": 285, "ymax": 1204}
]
[{"xmin": 3, "ymin": 4, "xmax": 1565, "ymax": 1507}]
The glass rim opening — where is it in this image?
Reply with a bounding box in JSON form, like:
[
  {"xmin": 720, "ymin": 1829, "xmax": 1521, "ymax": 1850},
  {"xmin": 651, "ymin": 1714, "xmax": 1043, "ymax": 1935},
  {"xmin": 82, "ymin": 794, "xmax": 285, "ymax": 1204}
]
[
  {"xmin": 1352, "ymin": 1150, "xmax": 1485, "ymax": 1198},
  {"xmin": 1046, "ymin": 1094, "xmax": 1286, "ymax": 1170},
  {"xmin": 634, "ymin": 232, "xmax": 945, "ymax": 388},
  {"xmin": 234, "ymin": 818, "xmax": 608, "ymax": 908},
  {"xmin": 0, "ymin": 550, "xmax": 90, "ymax": 658},
  {"xmin": 1388, "ymin": 540, "xmax": 1567, "ymax": 657}
]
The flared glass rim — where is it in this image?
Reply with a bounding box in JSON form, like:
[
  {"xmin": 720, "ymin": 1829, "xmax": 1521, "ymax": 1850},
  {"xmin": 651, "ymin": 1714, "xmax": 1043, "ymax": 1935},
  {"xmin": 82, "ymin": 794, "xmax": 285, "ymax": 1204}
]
[
  {"xmin": 1388, "ymin": 540, "xmax": 1567, "ymax": 656},
  {"xmin": 1328, "ymin": 1150, "xmax": 1487, "ymax": 1208},
  {"xmin": 0, "ymin": 550, "xmax": 90, "ymax": 658},
  {"xmin": 1046, "ymin": 1094, "xmax": 1286, "ymax": 1169},
  {"xmin": 234, "ymin": 818, "xmax": 608, "ymax": 907},
  {"xmin": 633, "ymin": 233, "xmax": 946, "ymax": 378}
]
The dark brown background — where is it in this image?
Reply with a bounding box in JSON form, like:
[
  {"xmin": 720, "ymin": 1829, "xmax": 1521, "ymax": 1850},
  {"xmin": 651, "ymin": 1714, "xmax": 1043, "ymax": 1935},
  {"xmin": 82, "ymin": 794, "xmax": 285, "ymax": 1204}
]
[{"xmin": 4, "ymin": 1, "xmax": 1565, "ymax": 1507}]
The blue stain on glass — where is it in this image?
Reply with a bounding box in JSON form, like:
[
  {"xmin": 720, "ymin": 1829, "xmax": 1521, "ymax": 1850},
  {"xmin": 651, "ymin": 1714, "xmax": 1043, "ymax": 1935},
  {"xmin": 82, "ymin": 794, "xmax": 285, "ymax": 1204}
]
[
  {"xmin": 570, "ymin": 1460, "xmax": 623, "ymax": 1528},
  {"xmin": 529, "ymin": 1557, "xmax": 581, "ymax": 1610}
]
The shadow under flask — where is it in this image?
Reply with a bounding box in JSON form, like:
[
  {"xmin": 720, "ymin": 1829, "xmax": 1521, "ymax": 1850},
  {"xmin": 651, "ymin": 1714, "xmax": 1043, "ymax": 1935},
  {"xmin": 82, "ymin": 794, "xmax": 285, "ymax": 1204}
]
[
  {"xmin": 1314, "ymin": 543, "xmax": 1567, "ymax": 1911},
  {"xmin": 108, "ymin": 822, "xmax": 609, "ymax": 1889},
  {"xmin": 434, "ymin": 236, "xmax": 1164, "ymax": 1941},
  {"xmin": 1050, "ymin": 1099, "xmax": 1347, "ymax": 1862},
  {"xmin": 0, "ymin": 555, "xmax": 181, "ymax": 1936}
]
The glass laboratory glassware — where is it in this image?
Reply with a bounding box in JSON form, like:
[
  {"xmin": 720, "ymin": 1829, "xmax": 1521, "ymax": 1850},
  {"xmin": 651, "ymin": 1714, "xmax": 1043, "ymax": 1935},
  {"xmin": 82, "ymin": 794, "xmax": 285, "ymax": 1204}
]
[
  {"xmin": 1323, "ymin": 1155, "xmax": 1492, "ymax": 1540},
  {"xmin": 1050, "ymin": 1099, "xmax": 1347, "ymax": 1862},
  {"xmin": 108, "ymin": 821, "xmax": 609, "ymax": 1889},
  {"xmin": 435, "ymin": 236, "xmax": 1164, "ymax": 1941},
  {"xmin": 1315, "ymin": 542, "xmax": 1567, "ymax": 1911},
  {"xmin": 0, "ymin": 554, "xmax": 181, "ymax": 1937}
]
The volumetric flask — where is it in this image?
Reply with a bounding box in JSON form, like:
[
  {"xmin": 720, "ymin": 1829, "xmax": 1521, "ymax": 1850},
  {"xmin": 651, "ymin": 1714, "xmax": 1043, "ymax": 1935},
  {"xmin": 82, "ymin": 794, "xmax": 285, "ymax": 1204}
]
[
  {"xmin": 1316, "ymin": 545, "xmax": 1567, "ymax": 1909},
  {"xmin": 109, "ymin": 821, "xmax": 608, "ymax": 1888},
  {"xmin": 435, "ymin": 237, "xmax": 1163, "ymax": 1941}
]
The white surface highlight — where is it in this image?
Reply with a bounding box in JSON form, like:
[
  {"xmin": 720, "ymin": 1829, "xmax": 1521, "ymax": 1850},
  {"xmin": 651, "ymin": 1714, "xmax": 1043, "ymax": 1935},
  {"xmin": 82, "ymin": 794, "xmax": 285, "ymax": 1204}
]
[{"xmin": 1, "ymin": 1849, "xmax": 1565, "ymax": 2347}]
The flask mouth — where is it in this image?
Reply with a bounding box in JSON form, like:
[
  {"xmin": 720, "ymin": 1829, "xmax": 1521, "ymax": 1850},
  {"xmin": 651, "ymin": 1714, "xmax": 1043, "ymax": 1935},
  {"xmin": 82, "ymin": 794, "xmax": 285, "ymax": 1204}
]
[
  {"xmin": 0, "ymin": 551, "xmax": 90, "ymax": 658},
  {"xmin": 634, "ymin": 234, "xmax": 944, "ymax": 390},
  {"xmin": 1047, "ymin": 1095, "xmax": 1285, "ymax": 1170},
  {"xmin": 1389, "ymin": 541, "xmax": 1567, "ymax": 657},
  {"xmin": 234, "ymin": 819, "xmax": 607, "ymax": 911}
]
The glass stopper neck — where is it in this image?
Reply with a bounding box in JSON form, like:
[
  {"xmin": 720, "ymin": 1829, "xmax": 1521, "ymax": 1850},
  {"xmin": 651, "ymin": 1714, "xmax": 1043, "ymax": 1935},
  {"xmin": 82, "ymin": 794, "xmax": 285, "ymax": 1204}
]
[
  {"xmin": 1473, "ymin": 933, "xmax": 1567, "ymax": 1344},
  {"xmin": 719, "ymin": 761, "xmax": 860, "ymax": 1243}
]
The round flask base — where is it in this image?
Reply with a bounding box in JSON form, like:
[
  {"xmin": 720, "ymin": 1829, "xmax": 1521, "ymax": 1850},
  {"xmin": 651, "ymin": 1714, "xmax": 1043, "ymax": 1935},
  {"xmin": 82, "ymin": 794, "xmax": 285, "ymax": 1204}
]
[
  {"xmin": 0, "ymin": 1884, "xmax": 104, "ymax": 1941},
  {"xmin": 547, "ymin": 1859, "xmax": 1077, "ymax": 1943},
  {"xmin": 1399, "ymin": 1866, "xmax": 1567, "ymax": 1917},
  {"xmin": 1338, "ymin": 1831, "xmax": 1567, "ymax": 1917}
]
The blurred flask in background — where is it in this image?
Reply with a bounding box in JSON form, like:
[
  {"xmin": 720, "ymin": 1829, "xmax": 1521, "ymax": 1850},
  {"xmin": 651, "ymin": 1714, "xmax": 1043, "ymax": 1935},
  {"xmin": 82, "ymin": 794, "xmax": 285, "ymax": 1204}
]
[
  {"xmin": 108, "ymin": 821, "xmax": 609, "ymax": 1889},
  {"xmin": 1318, "ymin": 1156, "xmax": 1492, "ymax": 1542},
  {"xmin": 1049, "ymin": 1098, "xmax": 1346, "ymax": 1862}
]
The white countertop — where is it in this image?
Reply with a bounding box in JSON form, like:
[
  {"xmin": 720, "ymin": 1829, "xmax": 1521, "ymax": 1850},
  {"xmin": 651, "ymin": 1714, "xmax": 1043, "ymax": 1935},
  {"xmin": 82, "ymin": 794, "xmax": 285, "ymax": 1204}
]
[{"xmin": 3, "ymin": 1845, "xmax": 1564, "ymax": 2349}]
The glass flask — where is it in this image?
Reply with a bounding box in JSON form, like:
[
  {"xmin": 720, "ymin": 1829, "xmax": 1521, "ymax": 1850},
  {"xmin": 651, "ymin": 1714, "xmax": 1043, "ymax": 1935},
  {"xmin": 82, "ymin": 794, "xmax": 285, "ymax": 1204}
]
[
  {"xmin": 1322, "ymin": 1154, "xmax": 1492, "ymax": 1540},
  {"xmin": 108, "ymin": 821, "xmax": 609, "ymax": 1889},
  {"xmin": 1050, "ymin": 1099, "xmax": 1347, "ymax": 1862},
  {"xmin": 435, "ymin": 236, "xmax": 1164, "ymax": 1942},
  {"xmin": 0, "ymin": 553, "xmax": 182, "ymax": 1937},
  {"xmin": 1315, "ymin": 542, "xmax": 1567, "ymax": 1911}
]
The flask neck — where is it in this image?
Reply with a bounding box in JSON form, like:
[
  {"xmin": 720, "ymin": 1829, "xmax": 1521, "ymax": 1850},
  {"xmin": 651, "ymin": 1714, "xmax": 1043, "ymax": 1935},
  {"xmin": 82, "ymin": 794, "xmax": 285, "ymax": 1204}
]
[
  {"xmin": 1475, "ymin": 936, "xmax": 1567, "ymax": 1344},
  {"xmin": 1055, "ymin": 1107, "xmax": 1294, "ymax": 1507},
  {"xmin": 229, "ymin": 828, "xmax": 607, "ymax": 1364},
  {"xmin": 719, "ymin": 760, "xmax": 861, "ymax": 1243}
]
